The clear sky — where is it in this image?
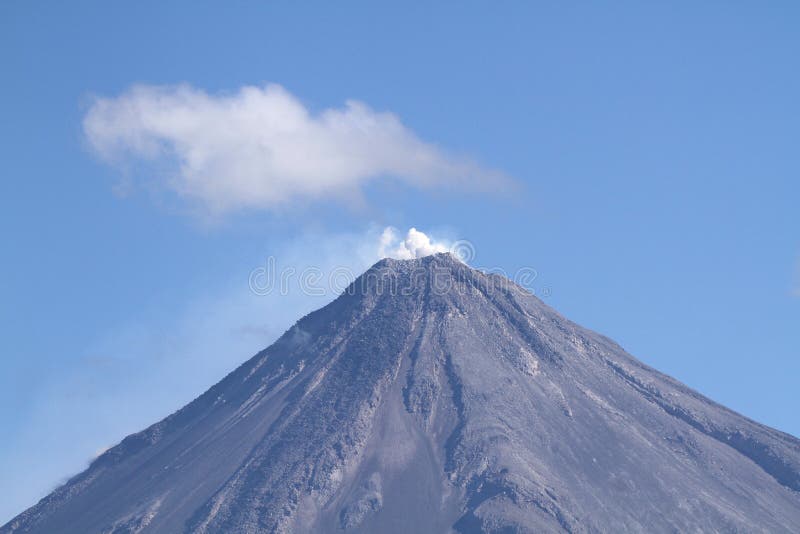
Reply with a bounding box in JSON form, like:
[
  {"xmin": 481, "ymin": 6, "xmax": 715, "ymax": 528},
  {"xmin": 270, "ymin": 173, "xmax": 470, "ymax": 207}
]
[{"xmin": 1, "ymin": 1, "xmax": 799, "ymax": 524}]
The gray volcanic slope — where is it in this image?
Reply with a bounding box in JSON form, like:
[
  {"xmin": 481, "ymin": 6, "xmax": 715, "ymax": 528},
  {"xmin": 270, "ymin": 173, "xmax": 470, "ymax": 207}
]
[{"xmin": 4, "ymin": 254, "xmax": 800, "ymax": 533}]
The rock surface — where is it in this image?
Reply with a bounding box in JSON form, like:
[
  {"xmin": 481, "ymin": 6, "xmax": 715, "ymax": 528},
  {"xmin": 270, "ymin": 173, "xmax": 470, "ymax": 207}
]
[{"xmin": 4, "ymin": 253, "xmax": 800, "ymax": 533}]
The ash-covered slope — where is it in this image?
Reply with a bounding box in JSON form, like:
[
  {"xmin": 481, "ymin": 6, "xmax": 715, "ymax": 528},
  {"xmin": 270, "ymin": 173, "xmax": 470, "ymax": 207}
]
[{"xmin": 4, "ymin": 253, "xmax": 800, "ymax": 533}]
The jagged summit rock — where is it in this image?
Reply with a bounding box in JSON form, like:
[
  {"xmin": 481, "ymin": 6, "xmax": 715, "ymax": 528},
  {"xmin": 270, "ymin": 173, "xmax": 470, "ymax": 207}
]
[{"xmin": 4, "ymin": 253, "xmax": 800, "ymax": 533}]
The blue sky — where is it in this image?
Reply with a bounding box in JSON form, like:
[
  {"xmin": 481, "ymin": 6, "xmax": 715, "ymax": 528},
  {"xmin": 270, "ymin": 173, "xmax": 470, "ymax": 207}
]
[{"xmin": 1, "ymin": 1, "xmax": 799, "ymax": 523}]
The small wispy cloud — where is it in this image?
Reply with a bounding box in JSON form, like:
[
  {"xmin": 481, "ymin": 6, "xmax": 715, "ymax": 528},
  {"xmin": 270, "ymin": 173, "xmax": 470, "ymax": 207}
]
[
  {"xmin": 793, "ymin": 259, "xmax": 800, "ymax": 297},
  {"xmin": 83, "ymin": 83, "xmax": 510, "ymax": 215}
]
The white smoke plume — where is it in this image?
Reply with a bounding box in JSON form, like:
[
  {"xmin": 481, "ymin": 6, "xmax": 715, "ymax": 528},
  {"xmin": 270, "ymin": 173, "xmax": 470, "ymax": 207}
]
[{"xmin": 377, "ymin": 227, "xmax": 451, "ymax": 260}]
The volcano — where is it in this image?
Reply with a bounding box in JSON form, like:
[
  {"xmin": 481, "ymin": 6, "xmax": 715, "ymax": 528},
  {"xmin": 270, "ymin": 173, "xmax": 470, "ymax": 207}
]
[{"xmin": 4, "ymin": 253, "xmax": 800, "ymax": 533}]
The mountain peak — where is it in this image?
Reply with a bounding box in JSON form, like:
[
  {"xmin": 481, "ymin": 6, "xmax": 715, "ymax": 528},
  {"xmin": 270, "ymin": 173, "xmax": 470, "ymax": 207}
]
[
  {"xmin": 5, "ymin": 257, "xmax": 800, "ymax": 533},
  {"xmin": 372, "ymin": 251, "xmax": 463, "ymax": 271},
  {"xmin": 340, "ymin": 251, "xmax": 484, "ymax": 303}
]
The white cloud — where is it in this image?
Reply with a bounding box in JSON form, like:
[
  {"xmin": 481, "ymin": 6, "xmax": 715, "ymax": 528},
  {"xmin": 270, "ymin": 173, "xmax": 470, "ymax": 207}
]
[
  {"xmin": 378, "ymin": 227, "xmax": 451, "ymax": 259},
  {"xmin": 83, "ymin": 83, "xmax": 509, "ymax": 214}
]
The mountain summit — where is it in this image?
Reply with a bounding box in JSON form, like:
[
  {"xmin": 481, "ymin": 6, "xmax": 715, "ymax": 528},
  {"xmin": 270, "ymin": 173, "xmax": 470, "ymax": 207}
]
[{"xmin": 4, "ymin": 253, "xmax": 800, "ymax": 533}]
